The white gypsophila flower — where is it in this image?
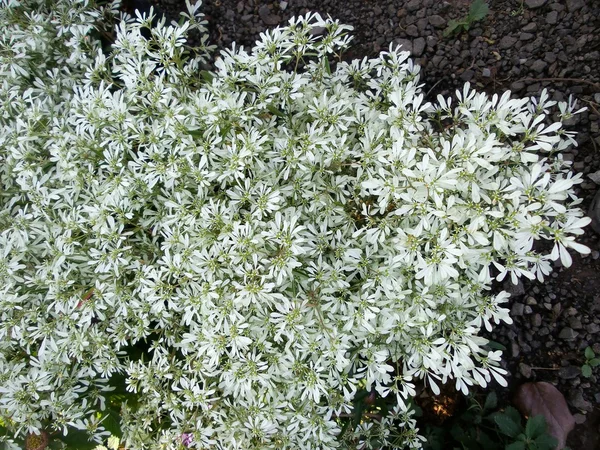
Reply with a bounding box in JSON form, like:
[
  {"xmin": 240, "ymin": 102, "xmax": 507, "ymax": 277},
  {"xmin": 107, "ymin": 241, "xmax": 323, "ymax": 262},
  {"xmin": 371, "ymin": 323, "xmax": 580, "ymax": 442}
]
[{"xmin": 0, "ymin": 0, "xmax": 592, "ymax": 449}]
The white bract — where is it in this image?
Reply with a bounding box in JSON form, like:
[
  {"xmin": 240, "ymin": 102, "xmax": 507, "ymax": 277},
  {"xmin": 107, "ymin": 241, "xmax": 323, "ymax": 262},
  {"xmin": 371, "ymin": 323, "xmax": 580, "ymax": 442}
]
[{"xmin": 0, "ymin": 0, "xmax": 591, "ymax": 448}]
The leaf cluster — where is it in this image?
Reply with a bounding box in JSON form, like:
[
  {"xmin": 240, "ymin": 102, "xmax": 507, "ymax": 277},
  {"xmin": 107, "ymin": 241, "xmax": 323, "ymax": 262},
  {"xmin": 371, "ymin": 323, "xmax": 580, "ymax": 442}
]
[
  {"xmin": 423, "ymin": 392, "xmax": 561, "ymax": 450},
  {"xmin": 581, "ymin": 346, "xmax": 600, "ymax": 378}
]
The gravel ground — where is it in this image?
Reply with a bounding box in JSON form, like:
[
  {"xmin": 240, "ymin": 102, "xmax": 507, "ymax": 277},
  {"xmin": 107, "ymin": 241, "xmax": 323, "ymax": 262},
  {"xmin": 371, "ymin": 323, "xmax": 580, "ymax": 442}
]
[{"xmin": 145, "ymin": 0, "xmax": 600, "ymax": 446}]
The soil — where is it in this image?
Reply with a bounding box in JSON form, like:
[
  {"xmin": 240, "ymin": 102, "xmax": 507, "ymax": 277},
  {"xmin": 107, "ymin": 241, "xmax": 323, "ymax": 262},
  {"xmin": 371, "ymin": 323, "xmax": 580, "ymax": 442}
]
[{"xmin": 143, "ymin": 0, "xmax": 600, "ymax": 447}]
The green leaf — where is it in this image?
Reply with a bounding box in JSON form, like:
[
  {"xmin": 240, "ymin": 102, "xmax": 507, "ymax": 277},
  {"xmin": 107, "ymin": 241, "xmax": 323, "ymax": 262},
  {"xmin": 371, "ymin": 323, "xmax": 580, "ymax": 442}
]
[
  {"xmin": 56, "ymin": 431, "xmax": 99, "ymax": 450},
  {"xmin": 584, "ymin": 346, "xmax": 595, "ymax": 360},
  {"xmin": 589, "ymin": 358, "xmax": 600, "ymax": 367},
  {"xmin": 581, "ymin": 364, "xmax": 592, "ymax": 378},
  {"xmin": 185, "ymin": 128, "xmax": 204, "ymax": 137},
  {"xmin": 443, "ymin": 20, "xmax": 461, "ymax": 37},
  {"xmin": 267, "ymin": 104, "xmax": 286, "ymax": 118},
  {"xmin": 504, "ymin": 406, "xmax": 522, "ymax": 426},
  {"xmin": 505, "ymin": 441, "xmax": 526, "ymax": 450},
  {"xmin": 494, "ymin": 411, "xmax": 522, "ymax": 438},
  {"xmin": 324, "ymin": 58, "xmax": 331, "ymax": 76},
  {"xmin": 200, "ymin": 70, "xmax": 214, "ymax": 83},
  {"xmin": 485, "ymin": 340, "xmax": 507, "ymax": 351},
  {"xmin": 99, "ymin": 407, "xmax": 122, "ymax": 438},
  {"xmin": 484, "ymin": 392, "xmax": 498, "ymax": 411},
  {"xmin": 534, "ymin": 433, "xmax": 559, "ymax": 450},
  {"xmin": 468, "ymin": 0, "xmax": 489, "ymax": 22},
  {"xmin": 525, "ymin": 415, "xmax": 547, "ymax": 439}
]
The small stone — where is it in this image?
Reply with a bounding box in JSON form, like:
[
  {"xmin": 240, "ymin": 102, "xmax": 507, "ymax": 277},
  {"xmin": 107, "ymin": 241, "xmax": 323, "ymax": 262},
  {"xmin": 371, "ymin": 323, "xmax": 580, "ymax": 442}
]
[
  {"xmin": 595, "ymin": 393, "xmax": 600, "ymax": 403},
  {"xmin": 570, "ymin": 391, "xmax": 593, "ymax": 412},
  {"xmin": 406, "ymin": 24, "xmax": 419, "ymax": 37},
  {"xmin": 559, "ymin": 327, "xmax": 578, "ymax": 340},
  {"xmin": 279, "ymin": 1, "xmax": 288, "ymax": 10},
  {"xmin": 499, "ymin": 36, "xmax": 518, "ymax": 50},
  {"xmin": 511, "ymin": 341, "xmax": 520, "ymax": 357},
  {"xmin": 546, "ymin": 10, "xmax": 558, "ymax": 24},
  {"xmin": 511, "ymin": 302, "xmax": 525, "ymax": 316},
  {"xmin": 530, "ymin": 59, "xmax": 547, "ymax": 73},
  {"xmin": 258, "ymin": 5, "xmax": 281, "ymax": 25},
  {"xmin": 519, "ymin": 363, "xmax": 532, "ymax": 378},
  {"xmin": 524, "ymin": 306, "xmax": 533, "ymax": 314},
  {"xmin": 566, "ymin": 0, "xmax": 585, "ymax": 12},
  {"xmin": 532, "ymin": 313, "xmax": 542, "ymax": 327},
  {"xmin": 588, "ymin": 189, "xmax": 600, "ymax": 234},
  {"xmin": 574, "ymin": 414, "xmax": 587, "ymax": 425},
  {"xmin": 523, "ymin": 22, "xmax": 538, "ymax": 32},
  {"xmin": 525, "ymin": 0, "xmax": 547, "ymax": 8},
  {"xmin": 520, "ymin": 32, "xmax": 534, "ymax": 41},
  {"xmin": 504, "ymin": 279, "xmax": 525, "ymax": 297},
  {"xmin": 394, "ymin": 38, "xmax": 412, "ymax": 54},
  {"xmin": 589, "ymin": 171, "xmax": 600, "ymax": 184},
  {"xmin": 407, "ymin": 0, "xmax": 421, "ymax": 12},
  {"xmin": 526, "ymin": 296, "xmax": 537, "ymax": 305},
  {"xmin": 429, "ymin": 14, "xmax": 446, "ymax": 28},
  {"xmin": 586, "ymin": 323, "xmax": 600, "ymax": 333},
  {"xmin": 412, "ymin": 37, "xmax": 426, "ymax": 56},
  {"xmin": 559, "ymin": 366, "xmax": 581, "ymax": 379},
  {"xmin": 460, "ymin": 70, "xmax": 474, "ymax": 81},
  {"xmin": 568, "ymin": 317, "xmax": 583, "ymax": 330},
  {"xmin": 510, "ymin": 81, "xmax": 525, "ymax": 91},
  {"xmin": 482, "ymin": 67, "xmax": 491, "ymax": 77}
]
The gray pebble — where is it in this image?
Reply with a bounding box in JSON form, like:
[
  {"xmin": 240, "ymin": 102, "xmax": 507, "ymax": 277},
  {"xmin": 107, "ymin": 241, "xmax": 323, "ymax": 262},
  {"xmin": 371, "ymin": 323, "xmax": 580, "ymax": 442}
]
[
  {"xmin": 412, "ymin": 37, "xmax": 426, "ymax": 56},
  {"xmin": 499, "ymin": 36, "xmax": 518, "ymax": 50},
  {"xmin": 429, "ymin": 15, "xmax": 446, "ymax": 28},
  {"xmin": 566, "ymin": 0, "xmax": 585, "ymax": 12},
  {"xmin": 532, "ymin": 313, "xmax": 542, "ymax": 327},
  {"xmin": 559, "ymin": 327, "xmax": 578, "ymax": 340},
  {"xmin": 559, "ymin": 365, "xmax": 581, "ymax": 379},
  {"xmin": 530, "ymin": 59, "xmax": 547, "ymax": 73},
  {"xmin": 570, "ymin": 390, "xmax": 593, "ymax": 412},
  {"xmin": 511, "ymin": 302, "xmax": 525, "ymax": 316},
  {"xmin": 546, "ymin": 11, "xmax": 558, "ymax": 24},
  {"xmin": 519, "ymin": 363, "xmax": 532, "ymax": 378},
  {"xmin": 525, "ymin": 0, "xmax": 547, "ymax": 8}
]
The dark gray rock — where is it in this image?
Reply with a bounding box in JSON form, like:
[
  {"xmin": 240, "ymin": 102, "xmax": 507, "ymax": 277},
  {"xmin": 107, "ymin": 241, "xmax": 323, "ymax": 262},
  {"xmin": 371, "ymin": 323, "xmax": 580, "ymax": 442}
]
[
  {"xmin": 532, "ymin": 313, "xmax": 542, "ymax": 327},
  {"xmin": 519, "ymin": 363, "xmax": 532, "ymax": 378},
  {"xmin": 407, "ymin": 0, "xmax": 421, "ymax": 12},
  {"xmin": 412, "ymin": 37, "xmax": 426, "ymax": 56},
  {"xmin": 570, "ymin": 391, "xmax": 593, "ymax": 412},
  {"xmin": 589, "ymin": 190, "xmax": 600, "ymax": 234},
  {"xmin": 504, "ymin": 279, "xmax": 526, "ymax": 297},
  {"xmin": 429, "ymin": 15, "xmax": 446, "ymax": 28},
  {"xmin": 525, "ymin": 0, "xmax": 547, "ymax": 8},
  {"xmin": 460, "ymin": 70, "xmax": 474, "ymax": 81},
  {"xmin": 520, "ymin": 32, "xmax": 534, "ymax": 41},
  {"xmin": 566, "ymin": 0, "xmax": 585, "ymax": 12},
  {"xmin": 511, "ymin": 302, "xmax": 525, "ymax": 316},
  {"xmin": 530, "ymin": 59, "xmax": 547, "ymax": 73},
  {"xmin": 406, "ymin": 24, "xmax": 419, "ymax": 37},
  {"xmin": 523, "ymin": 22, "xmax": 538, "ymax": 32},
  {"xmin": 559, "ymin": 327, "xmax": 578, "ymax": 340},
  {"xmin": 258, "ymin": 5, "xmax": 281, "ymax": 25},
  {"xmin": 568, "ymin": 317, "xmax": 583, "ymax": 330},
  {"xmin": 394, "ymin": 38, "xmax": 412, "ymax": 54},
  {"xmin": 559, "ymin": 366, "xmax": 581, "ymax": 379},
  {"xmin": 499, "ymin": 36, "xmax": 518, "ymax": 50},
  {"xmin": 546, "ymin": 10, "xmax": 559, "ymax": 24},
  {"xmin": 482, "ymin": 67, "xmax": 491, "ymax": 77}
]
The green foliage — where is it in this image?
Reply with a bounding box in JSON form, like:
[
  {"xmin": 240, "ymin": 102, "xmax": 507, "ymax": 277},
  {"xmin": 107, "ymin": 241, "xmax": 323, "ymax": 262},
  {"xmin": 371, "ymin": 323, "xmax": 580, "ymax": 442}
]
[
  {"xmin": 422, "ymin": 392, "xmax": 559, "ymax": 450},
  {"xmin": 581, "ymin": 346, "xmax": 600, "ymax": 378},
  {"xmin": 444, "ymin": 0, "xmax": 489, "ymax": 37}
]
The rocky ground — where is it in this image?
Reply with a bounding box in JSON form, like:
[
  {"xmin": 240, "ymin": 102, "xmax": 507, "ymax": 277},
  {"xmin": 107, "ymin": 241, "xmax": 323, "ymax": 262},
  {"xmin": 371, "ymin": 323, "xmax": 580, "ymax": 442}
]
[{"xmin": 145, "ymin": 0, "xmax": 600, "ymax": 447}]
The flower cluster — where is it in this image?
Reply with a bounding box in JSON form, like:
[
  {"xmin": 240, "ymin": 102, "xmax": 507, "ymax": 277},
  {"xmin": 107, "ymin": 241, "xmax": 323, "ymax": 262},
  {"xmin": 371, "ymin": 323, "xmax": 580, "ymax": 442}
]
[{"xmin": 0, "ymin": 0, "xmax": 590, "ymax": 449}]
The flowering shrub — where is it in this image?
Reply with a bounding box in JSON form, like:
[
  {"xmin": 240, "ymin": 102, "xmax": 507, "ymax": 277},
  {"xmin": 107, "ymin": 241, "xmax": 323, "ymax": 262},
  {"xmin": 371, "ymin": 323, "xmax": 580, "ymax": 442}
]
[{"xmin": 0, "ymin": 0, "xmax": 591, "ymax": 448}]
